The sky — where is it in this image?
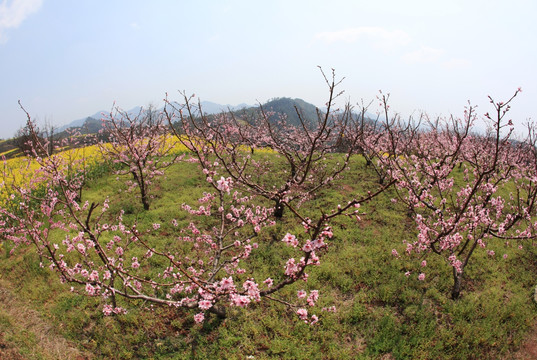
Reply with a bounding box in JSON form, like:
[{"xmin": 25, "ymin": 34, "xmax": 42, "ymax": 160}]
[{"xmin": 0, "ymin": 0, "xmax": 536, "ymax": 139}]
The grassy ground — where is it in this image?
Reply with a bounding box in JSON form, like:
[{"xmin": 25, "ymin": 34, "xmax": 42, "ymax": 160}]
[{"xmin": 1, "ymin": 154, "xmax": 537, "ymax": 359}]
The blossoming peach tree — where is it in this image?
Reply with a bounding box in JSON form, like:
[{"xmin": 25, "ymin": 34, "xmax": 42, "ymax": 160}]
[
  {"xmin": 159, "ymin": 68, "xmax": 392, "ymax": 320},
  {"xmin": 98, "ymin": 104, "xmax": 181, "ymax": 210},
  {"xmin": 3, "ymin": 73, "xmax": 532, "ymax": 334},
  {"xmin": 0, "ymin": 123, "xmax": 318, "ymax": 322},
  {"xmin": 0, "ymin": 75, "xmax": 390, "ymax": 325},
  {"xmin": 383, "ymin": 89, "xmax": 537, "ymax": 299},
  {"xmin": 164, "ymin": 68, "xmax": 373, "ymax": 220}
]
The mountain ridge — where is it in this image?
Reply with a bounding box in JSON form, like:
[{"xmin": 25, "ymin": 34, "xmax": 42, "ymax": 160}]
[
  {"xmin": 57, "ymin": 98, "xmax": 327, "ymax": 132},
  {"xmin": 12, "ymin": 97, "xmax": 379, "ymax": 143}
]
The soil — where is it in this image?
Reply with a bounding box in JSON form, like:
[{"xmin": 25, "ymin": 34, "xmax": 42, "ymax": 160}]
[
  {"xmin": 510, "ymin": 321, "xmax": 537, "ymax": 360},
  {"xmin": 0, "ymin": 282, "xmax": 91, "ymax": 360}
]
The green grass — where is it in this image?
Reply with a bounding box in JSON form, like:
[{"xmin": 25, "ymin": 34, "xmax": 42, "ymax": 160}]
[{"xmin": 1, "ymin": 154, "xmax": 537, "ymax": 359}]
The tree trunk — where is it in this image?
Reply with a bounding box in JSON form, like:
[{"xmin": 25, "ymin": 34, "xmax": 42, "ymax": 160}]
[
  {"xmin": 133, "ymin": 171, "xmax": 150, "ymax": 210},
  {"xmin": 141, "ymin": 191, "xmax": 150, "ymax": 211},
  {"xmin": 208, "ymin": 305, "xmax": 226, "ymax": 319},
  {"xmin": 451, "ymin": 268, "xmax": 463, "ymax": 300},
  {"xmin": 274, "ymin": 199, "xmax": 284, "ymax": 219}
]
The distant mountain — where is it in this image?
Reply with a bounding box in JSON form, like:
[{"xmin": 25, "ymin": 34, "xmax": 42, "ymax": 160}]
[
  {"xmin": 199, "ymin": 101, "xmax": 249, "ymax": 114},
  {"xmin": 51, "ymin": 98, "xmax": 389, "ymax": 141},
  {"xmin": 57, "ymin": 110, "xmax": 106, "ymax": 132},
  {"xmin": 58, "ymin": 103, "xmax": 252, "ymax": 133},
  {"xmin": 3, "ymin": 98, "xmax": 379, "ymax": 158},
  {"xmin": 16, "ymin": 98, "xmax": 380, "ymax": 143},
  {"xmin": 57, "ymin": 98, "xmax": 346, "ymax": 134},
  {"xmin": 78, "ymin": 118, "xmax": 103, "ymax": 134}
]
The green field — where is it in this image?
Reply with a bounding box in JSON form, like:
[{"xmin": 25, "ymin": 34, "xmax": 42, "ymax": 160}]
[{"xmin": 1, "ymin": 154, "xmax": 536, "ymax": 359}]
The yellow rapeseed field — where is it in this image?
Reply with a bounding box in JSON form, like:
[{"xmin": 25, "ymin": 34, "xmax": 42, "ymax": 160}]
[
  {"xmin": 0, "ymin": 133, "xmax": 269, "ymax": 206},
  {"xmin": 0, "ymin": 135, "xmax": 188, "ymax": 202},
  {"xmin": 0, "ymin": 144, "xmax": 103, "ymax": 204}
]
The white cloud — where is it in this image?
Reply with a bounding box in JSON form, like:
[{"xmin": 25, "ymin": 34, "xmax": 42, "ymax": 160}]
[
  {"xmin": 315, "ymin": 26, "xmax": 411, "ymax": 49},
  {"xmin": 402, "ymin": 46, "xmax": 445, "ymax": 64},
  {"xmin": 0, "ymin": 0, "xmax": 43, "ymax": 43}
]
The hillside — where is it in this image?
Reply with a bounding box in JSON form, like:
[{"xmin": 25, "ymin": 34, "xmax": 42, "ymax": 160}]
[
  {"xmin": 261, "ymin": 97, "xmax": 321, "ymax": 126},
  {"xmin": 5, "ymin": 98, "xmax": 319, "ymax": 149},
  {"xmin": 0, "ymin": 151, "xmax": 536, "ymax": 359},
  {"xmin": 0, "ymin": 139, "xmax": 20, "ymax": 158}
]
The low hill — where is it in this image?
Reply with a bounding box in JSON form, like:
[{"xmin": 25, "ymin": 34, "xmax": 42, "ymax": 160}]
[
  {"xmin": 260, "ymin": 97, "xmax": 321, "ymax": 126},
  {"xmin": 4, "ymin": 98, "xmax": 377, "ymax": 158}
]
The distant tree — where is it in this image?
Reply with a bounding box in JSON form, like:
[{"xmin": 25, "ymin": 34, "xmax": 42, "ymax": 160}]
[
  {"xmin": 13, "ymin": 109, "xmax": 59, "ymax": 157},
  {"xmin": 42, "ymin": 119, "xmax": 58, "ymax": 155},
  {"xmin": 14, "ymin": 116, "xmax": 42, "ymax": 155},
  {"xmin": 98, "ymin": 104, "xmax": 180, "ymax": 210}
]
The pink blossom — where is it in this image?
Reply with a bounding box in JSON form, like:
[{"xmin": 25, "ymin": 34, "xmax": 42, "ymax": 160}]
[
  {"xmin": 322, "ymin": 306, "xmax": 337, "ymax": 313},
  {"xmin": 220, "ymin": 276, "xmax": 234, "ymax": 290},
  {"xmin": 103, "ymin": 304, "xmax": 114, "ymax": 316},
  {"xmin": 322, "ymin": 227, "xmax": 333, "ymax": 238},
  {"xmin": 302, "ymin": 240, "xmax": 313, "ymax": 253},
  {"xmin": 230, "ymin": 294, "xmax": 251, "ymax": 307},
  {"xmin": 198, "ymin": 300, "xmax": 213, "ymax": 310},
  {"xmin": 85, "ymin": 283, "xmax": 96, "ymax": 295},
  {"xmin": 418, "ymin": 273, "xmax": 425, "ymax": 281},
  {"xmin": 216, "ymin": 176, "xmax": 232, "ymax": 194},
  {"xmin": 113, "ymin": 307, "xmax": 127, "ymax": 315},
  {"xmin": 307, "ymin": 290, "xmax": 319, "ymax": 307},
  {"xmin": 243, "ymin": 280, "xmax": 261, "ymax": 302},
  {"xmin": 284, "ymin": 258, "xmax": 299, "ymax": 277},
  {"xmin": 194, "ymin": 313, "xmax": 205, "ymax": 323},
  {"xmin": 89, "ymin": 270, "xmax": 99, "ymax": 281},
  {"xmin": 296, "ymin": 308, "xmax": 308, "ymax": 321},
  {"xmin": 77, "ymin": 243, "xmax": 86, "ymax": 255}
]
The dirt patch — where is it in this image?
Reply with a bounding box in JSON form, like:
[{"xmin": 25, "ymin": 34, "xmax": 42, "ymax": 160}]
[
  {"xmin": 510, "ymin": 321, "xmax": 537, "ymax": 360},
  {"xmin": 0, "ymin": 282, "xmax": 91, "ymax": 360},
  {"xmin": 339, "ymin": 183, "xmax": 355, "ymax": 194},
  {"xmin": 0, "ymin": 333, "xmax": 25, "ymax": 360}
]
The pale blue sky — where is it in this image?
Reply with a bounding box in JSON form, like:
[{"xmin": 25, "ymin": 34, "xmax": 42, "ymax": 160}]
[{"xmin": 1, "ymin": 0, "xmax": 535, "ymax": 139}]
